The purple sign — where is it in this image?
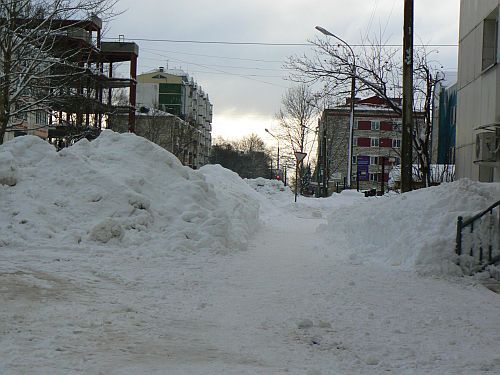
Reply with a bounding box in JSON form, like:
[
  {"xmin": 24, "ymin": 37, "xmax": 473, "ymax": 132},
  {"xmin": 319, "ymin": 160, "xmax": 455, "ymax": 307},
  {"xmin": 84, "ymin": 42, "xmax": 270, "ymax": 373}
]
[
  {"xmin": 357, "ymin": 155, "xmax": 370, "ymax": 165},
  {"xmin": 357, "ymin": 156, "xmax": 369, "ymax": 181}
]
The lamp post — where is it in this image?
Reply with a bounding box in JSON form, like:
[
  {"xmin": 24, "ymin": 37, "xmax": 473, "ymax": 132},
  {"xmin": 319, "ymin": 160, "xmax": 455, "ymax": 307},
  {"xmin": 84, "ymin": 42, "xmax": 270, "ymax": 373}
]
[
  {"xmin": 265, "ymin": 128, "xmax": 280, "ymax": 178},
  {"xmin": 315, "ymin": 26, "xmax": 356, "ymax": 188}
]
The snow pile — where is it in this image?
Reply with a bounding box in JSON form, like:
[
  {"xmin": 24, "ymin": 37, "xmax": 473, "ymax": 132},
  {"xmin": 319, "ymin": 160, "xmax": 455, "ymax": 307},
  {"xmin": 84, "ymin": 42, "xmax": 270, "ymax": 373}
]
[
  {"xmin": 198, "ymin": 164, "xmax": 260, "ymax": 246},
  {"xmin": 319, "ymin": 179, "xmax": 500, "ymax": 275},
  {"xmin": 0, "ymin": 131, "xmax": 259, "ymax": 253},
  {"xmin": 246, "ymin": 177, "xmax": 291, "ymax": 197}
]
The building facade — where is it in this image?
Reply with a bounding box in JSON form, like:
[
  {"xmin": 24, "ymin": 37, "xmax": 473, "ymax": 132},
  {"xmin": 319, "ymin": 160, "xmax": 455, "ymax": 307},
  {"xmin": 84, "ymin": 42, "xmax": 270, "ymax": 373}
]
[
  {"xmin": 108, "ymin": 109, "xmax": 203, "ymax": 169},
  {"xmin": 136, "ymin": 68, "xmax": 212, "ymax": 167},
  {"xmin": 456, "ymin": 0, "xmax": 500, "ymax": 182},
  {"xmin": 317, "ymin": 96, "xmax": 402, "ymax": 193},
  {"xmin": 2, "ymin": 16, "xmax": 138, "ymax": 145},
  {"xmin": 431, "ymin": 73, "xmax": 457, "ymax": 165}
]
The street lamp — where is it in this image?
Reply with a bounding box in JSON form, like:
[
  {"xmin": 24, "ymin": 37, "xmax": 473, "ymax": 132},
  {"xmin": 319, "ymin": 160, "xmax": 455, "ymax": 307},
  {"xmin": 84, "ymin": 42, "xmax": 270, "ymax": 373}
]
[
  {"xmin": 265, "ymin": 128, "xmax": 280, "ymax": 176},
  {"xmin": 315, "ymin": 26, "xmax": 356, "ymax": 188}
]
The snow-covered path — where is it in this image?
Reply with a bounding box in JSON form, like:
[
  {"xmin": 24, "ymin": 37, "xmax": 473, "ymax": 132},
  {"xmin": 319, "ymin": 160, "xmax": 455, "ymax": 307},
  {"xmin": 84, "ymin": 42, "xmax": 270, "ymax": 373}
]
[
  {"xmin": 178, "ymin": 208, "xmax": 500, "ymax": 375},
  {"xmin": 2, "ymin": 196, "xmax": 500, "ymax": 374}
]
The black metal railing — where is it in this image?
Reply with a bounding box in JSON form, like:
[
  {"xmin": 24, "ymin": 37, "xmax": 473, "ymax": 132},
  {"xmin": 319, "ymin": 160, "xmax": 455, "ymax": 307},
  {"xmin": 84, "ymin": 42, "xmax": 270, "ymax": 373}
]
[{"xmin": 456, "ymin": 200, "xmax": 500, "ymax": 275}]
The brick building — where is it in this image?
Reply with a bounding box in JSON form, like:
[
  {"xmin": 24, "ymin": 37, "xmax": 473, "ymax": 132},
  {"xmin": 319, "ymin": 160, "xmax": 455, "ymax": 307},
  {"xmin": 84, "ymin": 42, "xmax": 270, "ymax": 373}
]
[{"xmin": 317, "ymin": 96, "xmax": 403, "ymax": 193}]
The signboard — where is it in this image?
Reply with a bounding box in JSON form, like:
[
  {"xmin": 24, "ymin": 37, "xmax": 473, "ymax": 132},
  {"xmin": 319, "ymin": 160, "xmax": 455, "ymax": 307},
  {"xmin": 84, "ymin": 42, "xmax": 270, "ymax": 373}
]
[
  {"xmin": 294, "ymin": 151, "xmax": 307, "ymax": 163},
  {"xmin": 357, "ymin": 155, "xmax": 370, "ymax": 181}
]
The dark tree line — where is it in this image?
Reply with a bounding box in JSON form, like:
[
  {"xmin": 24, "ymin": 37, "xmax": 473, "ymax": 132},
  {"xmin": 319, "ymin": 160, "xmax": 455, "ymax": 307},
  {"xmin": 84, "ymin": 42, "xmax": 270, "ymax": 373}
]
[{"xmin": 210, "ymin": 134, "xmax": 273, "ymax": 179}]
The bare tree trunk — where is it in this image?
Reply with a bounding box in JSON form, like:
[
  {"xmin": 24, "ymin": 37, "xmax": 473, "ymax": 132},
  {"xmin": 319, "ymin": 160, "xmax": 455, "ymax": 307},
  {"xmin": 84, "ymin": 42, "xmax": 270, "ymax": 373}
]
[{"xmin": 0, "ymin": 94, "xmax": 7, "ymax": 144}]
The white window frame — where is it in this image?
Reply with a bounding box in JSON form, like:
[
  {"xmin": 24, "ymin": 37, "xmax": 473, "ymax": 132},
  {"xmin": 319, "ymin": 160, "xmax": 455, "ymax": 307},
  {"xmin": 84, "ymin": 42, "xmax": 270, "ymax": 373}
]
[
  {"xmin": 370, "ymin": 156, "xmax": 379, "ymax": 165},
  {"xmin": 392, "ymin": 121, "xmax": 402, "ymax": 131},
  {"xmin": 352, "ymin": 137, "xmax": 358, "ymax": 146},
  {"xmin": 371, "ymin": 120, "xmax": 380, "ymax": 131},
  {"xmin": 352, "ymin": 155, "xmax": 357, "ymax": 164},
  {"xmin": 369, "ymin": 173, "xmax": 378, "ymax": 182},
  {"xmin": 392, "ymin": 139, "xmax": 401, "ymax": 148},
  {"xmin": 371, "ymin": 138, "xmax": 379, "ymax": 147}
]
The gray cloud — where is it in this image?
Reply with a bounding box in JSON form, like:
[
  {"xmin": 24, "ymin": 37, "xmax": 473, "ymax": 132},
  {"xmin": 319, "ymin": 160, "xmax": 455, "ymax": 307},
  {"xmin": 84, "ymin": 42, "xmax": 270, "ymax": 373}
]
[{"xmin": 108, "ymin": 0, "xmax": 460, "ymax": 138}]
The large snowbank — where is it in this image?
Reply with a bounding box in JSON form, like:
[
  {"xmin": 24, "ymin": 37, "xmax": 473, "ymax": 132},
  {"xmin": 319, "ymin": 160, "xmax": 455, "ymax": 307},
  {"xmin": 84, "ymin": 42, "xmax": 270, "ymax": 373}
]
[
  {"xmin": 319, "ymin": 179, "xmax": 500, "ymax": 275},
  {"xmin": 245, "ymin": 177, "xmax": 293, "ymax": 203},
  {"xmin": 0, "ymin": 131, "xmax": 259, "ymax": 253}
]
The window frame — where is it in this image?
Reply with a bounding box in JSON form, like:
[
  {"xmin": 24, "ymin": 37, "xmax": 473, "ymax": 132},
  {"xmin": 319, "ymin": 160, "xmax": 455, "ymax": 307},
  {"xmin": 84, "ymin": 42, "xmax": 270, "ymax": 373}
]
[
  {"xmin": 482, "ymin": 8, "xmax": 499, "ymax": 72},
  {"xmin": 392, "ymin": 139, "xmax": 401, "ymax": 148}
]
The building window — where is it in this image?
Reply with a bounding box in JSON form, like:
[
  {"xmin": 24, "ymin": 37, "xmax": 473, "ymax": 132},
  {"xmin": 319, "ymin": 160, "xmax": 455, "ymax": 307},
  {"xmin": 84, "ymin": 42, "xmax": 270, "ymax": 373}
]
[
  {"xmin": 392, "ymin": 122, "xmax": 402, "ymax": 131},
  {"xmin": 371, "ymin": 120, "xmax": 380, "ymax": 131},
  {"xmin": 353, "ymin": 120, "xmax": 358, "ymax": 130},
  {"xmin": 353, "ymin": 137, "xmax": 358, "ymax": 146},
  {"xmin": 371, "ymin": 138, "xmax": 379, "ymax": 147},
  {"xmin": 352, "ymin": 155, "xmax": 357, "ymax": 164},
  {"xmin": 369, "ymin": 173, "xmax": 378, "ymax": 181},
  {"xmin": 35, "ymin": 111, "xmax": 47, "ymax": 125},
  {"xmin": 370, "ymin": 156, "xmax": 378, "ymax": 165},
  {"xmin": 392, "ymin": 139, "xmax": 401, "ymax": 148},
  {"xmin": 482, "ymin": 8, "xmax": 499, "ymax": 71}
]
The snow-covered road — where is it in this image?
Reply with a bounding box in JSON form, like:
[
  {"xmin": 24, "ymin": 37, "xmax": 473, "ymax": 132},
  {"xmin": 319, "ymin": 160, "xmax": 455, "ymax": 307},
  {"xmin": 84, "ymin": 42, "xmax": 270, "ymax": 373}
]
[
  {"xmin": 2, "ymin": 199, "xmax": 500, "ymax": 374},
  {"xmin": 1, "ymin": 134, "xmax": 500, "ymax": 374},
  {"xmin": 172, "ymin": 208, "xmax": 500, "ymax": 374}
]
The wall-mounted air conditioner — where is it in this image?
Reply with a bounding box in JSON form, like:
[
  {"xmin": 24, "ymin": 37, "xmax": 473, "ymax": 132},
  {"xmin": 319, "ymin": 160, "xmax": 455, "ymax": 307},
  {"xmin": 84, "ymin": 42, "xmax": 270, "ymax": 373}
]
[{"xmin": 475, "ymin": 132, "xmax": 497, "ymax": 162}]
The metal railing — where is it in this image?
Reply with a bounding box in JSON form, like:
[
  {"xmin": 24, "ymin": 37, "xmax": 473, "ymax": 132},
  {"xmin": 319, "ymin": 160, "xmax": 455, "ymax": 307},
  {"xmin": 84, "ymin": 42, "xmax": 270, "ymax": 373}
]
[{"xmin": 456, "ymin": 200, "xmax": 500, "ymax": 275}]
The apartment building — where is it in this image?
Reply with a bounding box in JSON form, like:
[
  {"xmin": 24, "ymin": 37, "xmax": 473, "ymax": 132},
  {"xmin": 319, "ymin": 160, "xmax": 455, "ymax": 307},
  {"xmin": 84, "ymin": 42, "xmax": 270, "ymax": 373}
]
[
  {"xmin": 317, "ymin": 96, "xmax": 403, "ymax": 193},
  {"xmin": 2, "ymin": 16, "xmax": 138, "ymax": 145},
  {"xmin": 135, "ymin": 68, "xmax": 212, "ymax": 168},
  {"xmin": 456, "ymin": 0, "xmax": 500, "ymax": 182},
  {"xmin": 431, "ymin": 72, "xmax": 457, "ymax": 165}
]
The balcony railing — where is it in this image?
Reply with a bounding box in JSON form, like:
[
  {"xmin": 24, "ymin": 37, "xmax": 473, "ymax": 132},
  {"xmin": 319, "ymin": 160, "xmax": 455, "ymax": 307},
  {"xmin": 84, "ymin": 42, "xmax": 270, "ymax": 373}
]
[{"xmin": 456, "ymin": 200, "xmax": 500, "ymax": 275}]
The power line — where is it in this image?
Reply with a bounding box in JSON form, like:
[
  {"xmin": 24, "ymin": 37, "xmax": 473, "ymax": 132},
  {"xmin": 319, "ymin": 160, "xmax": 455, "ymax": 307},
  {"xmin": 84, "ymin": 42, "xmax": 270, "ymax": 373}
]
[
  {"xmin": 140, "ymin": 47, "xmax": 283, "ymax": 63},
  {"xmin": 103, "ymin": 36, "xmax": 458, "ymax": 47},
  {"xmin": 140, "ymin": 53, "xmax": 288, "ymax": 72},
  {"xmin": 103, "ymin": 37, "xmax": 309, "ymax": 46},
  {"xmin": 140, "ymin": 55, "xmax": 289, "ymax": 88}
]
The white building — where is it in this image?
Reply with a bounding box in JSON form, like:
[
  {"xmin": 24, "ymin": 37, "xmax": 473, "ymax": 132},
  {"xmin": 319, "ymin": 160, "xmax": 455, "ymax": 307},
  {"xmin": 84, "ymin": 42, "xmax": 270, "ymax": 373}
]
[
  {"xmin": 136, "ymin": 68, "xmax": 212, "ymax": 168},
  {"xmin": 456, "ymin": 0, "xmax": 500, "ymax": 182}
]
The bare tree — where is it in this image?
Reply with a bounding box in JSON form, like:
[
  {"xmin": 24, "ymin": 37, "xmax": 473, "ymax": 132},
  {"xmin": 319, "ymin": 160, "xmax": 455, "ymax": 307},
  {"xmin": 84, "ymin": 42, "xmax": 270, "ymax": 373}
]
[
  {"xmin": 275, "ymin": 84, "xmax": 318, "ymax": 194},
  {"xmin": 238, "ymin": 133, "xmax": 266, "ymax": 153},
  {"xmin": 275, "ymin": 84, "xmax": 317, "ymax": 156},
  {"xmin": 287, "ymin": 35, "xmax": 444, "ymax": 187},
  {"xmin": 210, "ymin": 135, "xmax": 272, "ymax": 179},
  {"xmin": 0, "ymin": 0, "xmax": 119, "ymax": 144}
]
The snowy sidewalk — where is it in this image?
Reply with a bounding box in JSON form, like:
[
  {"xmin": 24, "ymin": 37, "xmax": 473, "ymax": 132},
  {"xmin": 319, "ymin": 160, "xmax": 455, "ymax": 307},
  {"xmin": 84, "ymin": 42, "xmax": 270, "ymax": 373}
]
[
  {"xmin": 1, "ymin": 202, "xmax": 500, "ymax": 374},
  {"xmin": 184, "ymin": 210, "xmax": 500, "ymax": 375}
]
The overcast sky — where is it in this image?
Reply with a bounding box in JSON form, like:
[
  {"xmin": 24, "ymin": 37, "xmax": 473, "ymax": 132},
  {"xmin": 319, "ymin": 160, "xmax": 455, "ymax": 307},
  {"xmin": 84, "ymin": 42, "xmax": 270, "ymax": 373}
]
[{"xmin": 108, "ymin": 0, "xmax": 460, "ymax": 145}]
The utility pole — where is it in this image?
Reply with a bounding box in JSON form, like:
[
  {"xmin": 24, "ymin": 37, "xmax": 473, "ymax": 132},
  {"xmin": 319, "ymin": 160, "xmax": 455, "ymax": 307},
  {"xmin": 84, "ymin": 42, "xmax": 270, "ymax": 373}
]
[{"xmin": 401, "ymin": 0, "xmax": 414, "ymax": 193}]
